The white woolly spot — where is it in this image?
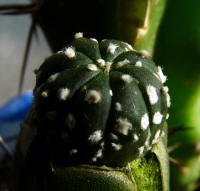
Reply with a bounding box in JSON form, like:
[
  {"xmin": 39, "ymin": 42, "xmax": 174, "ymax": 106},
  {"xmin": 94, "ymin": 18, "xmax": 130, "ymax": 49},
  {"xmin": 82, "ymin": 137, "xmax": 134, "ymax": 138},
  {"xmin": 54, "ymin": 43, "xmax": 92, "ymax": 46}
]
[
  {"xmin": 138, "ymin": 146, "xmax": 144, "ymax": 155},
  {"xmin": 133, "ymin": 133, "xmax": 139, "ymax": 142},
  {"xmin": 144, "ymin": 130, "xmax": 151, "ymax": 147},
  {"xmin": 85, "ymin": 90, "xmax": 101, "ymax": 104},
  {"xmin": 57, "ymin": 50, "xmax": 64, "ymax": 54},
  {"xmin": 107, "ymin": 43, "xmax": 118, "ymax": 54},
  {"xmin": 109, "ymin": 90, "xmax": 113, "ymax": 96},
  {"xmin": 147, "ymin": 146, "xmax": 152, "ymax": 151},
  {"xmin": 166, "ymin": 113, "xmax": 169, "ymax": 119},
  {"xmin": 137, "ymin": 27, "xmax": 148, "ymax": 40},
  {"xmin": 92, "ymin": 148, "xmax": 104, "ymax": 162},
  {"xmin": 48, "ymin": 73, "xmax": 60, "ymax": 82},
  {"xmin": 97, "ymin": 59, "xmax": 106, "ymax": 67},
  {"xmin": 157, "ymin": 66, "xmax": 167, "ymax": 83},
  {"xmin": 82, "ymin": 85, "xmax": 87, "ymax": 91},
  {"xmin": 125, "ymin": 48, "xmax": 129, "ymax": 51},
  {"xmin": 59, "ymin": 88, "xmax": 70, "ymax": 100},
  {"xmin": 153, "ymin": 72, "xmax": 160, "ymax": 80},
  {"xmin": 41, "ymin": 91, "xmax": 48, "ymax": 98},
  {"xmin": 121, "ymin": 74, "xmax": 133, "ymax": 83},
  {"xmin": 90, "ymin": 38, "xmax": 98, "ymax": 43},
  {"xmin": 95, "ymin": 149, "xmax": 103, "ymax": 158},
  {"xmin": 69, "ymin": 149, "xmax": 78, "ymax": 155},
  {"xmin": 162, "ymin": 86, "xmax": 169, "ymax": 93},
  {"xmin": 115, "ymin": 118, "xmax": 132, "ymax": 135},
  {"xmin": 88, "ymin": 64, "xmax": 98, "ymax": 71},
  {"xmin": 116, "ymin": 59, "xmax": 130, "ymax": 68},
  {"xmin": 65, "ymin": 113, "xmax": 76, "ymax": 130},
  {"xmin": 132, "ymin": 103, "xmax": 136, "ymax": 110},
  {"xmin": 74, "ymin": 32, "xmax": 83, "ymax": 39},
  {"xmin": 162, "ymin": 86, "xmax": 170, "ymax": 107},
  {"xmin": 152, "ymin": 130, "xmax": 161, "ymax": 144},
  {"xmin": 166, "ymin": 93, "xmax": 171, "ymax": 107},
  {"xmin": 91, "ymin": 157, "xmax": 97, "ymax": 162},
  {"xmin": 88, "ymin": 130, "xmax": 103, "ymax": 143},
  {"xmin": 110, "ymin": 133, "xmax": 119, "ymax": 140},
  {"xmin": 139, "ymin": 50, "xmax": 152, "ymax": 57},
  {"xmin": 124, "ymin": 42, "xmax": 134, "ymax": 51},
  {"xmin": 161, "ymin": 131, "xmax": 165, "ymax": 137},
  {"xmin": 115, "ymin": 102, "xmax": 122, "ymax": 111},
  {"xmin": 141, "ymin": 113, "xmax": 149, "ymax": 130},
  {"xmin": 135, "ymin": 61, "xmax": 142, "ymax": 67},
  {"xmin": 111, "ymin": 143, "xmax": 122, "ymax": 151},
  {"xmin": 146, "ymin": 85, "xmax": 158, "ymax": 105},
  {"xmin": 65, "ymin": 47, "xmax": 76, "ymax": 58},
  {"xmin": 100, "ymin": 142, "xmax": 105, "ymax": 148},
  {"xmin": 104, "ymin": 62, "xmax": 112, "ymax": 72},
  {"xmin": 153, "ymin": 112, "xmax": 163, "ymax": 125}
]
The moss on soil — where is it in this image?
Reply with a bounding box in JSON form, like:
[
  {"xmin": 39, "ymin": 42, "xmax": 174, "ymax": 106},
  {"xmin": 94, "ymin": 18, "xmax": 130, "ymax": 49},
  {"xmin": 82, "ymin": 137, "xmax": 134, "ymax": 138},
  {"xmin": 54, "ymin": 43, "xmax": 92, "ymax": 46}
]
[{"xmin": 130, "ymin": 153, "xmax": 162, "ymax": 191}]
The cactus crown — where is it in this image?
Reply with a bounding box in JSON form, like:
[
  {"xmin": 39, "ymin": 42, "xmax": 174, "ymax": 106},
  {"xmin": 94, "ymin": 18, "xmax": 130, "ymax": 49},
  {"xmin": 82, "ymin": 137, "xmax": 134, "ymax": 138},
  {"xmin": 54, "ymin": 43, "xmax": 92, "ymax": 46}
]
[{"xmin": 32, "ymin": 33, "xmax": 170, "ymax": 167}]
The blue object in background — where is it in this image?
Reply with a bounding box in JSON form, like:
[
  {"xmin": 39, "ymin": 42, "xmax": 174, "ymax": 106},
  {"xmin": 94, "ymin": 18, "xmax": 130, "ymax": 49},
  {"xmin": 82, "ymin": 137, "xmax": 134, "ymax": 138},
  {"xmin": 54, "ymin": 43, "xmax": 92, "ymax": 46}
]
[
  {"xmin": 0, "ymin": 90, "xmax": 33, "ymax": 121},
  {"xmin": 0, "ymin": 90, "xmax": 33, "ymax": 161}
]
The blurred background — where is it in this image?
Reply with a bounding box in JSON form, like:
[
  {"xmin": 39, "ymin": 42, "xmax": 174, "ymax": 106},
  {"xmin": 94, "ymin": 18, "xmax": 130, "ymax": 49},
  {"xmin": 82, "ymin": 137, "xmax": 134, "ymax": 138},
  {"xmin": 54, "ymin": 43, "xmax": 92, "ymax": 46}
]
[
  {"xmin": 0, "ymin": 0, "xmax": 51, "ymax": 164},
  {"xmin": 0, "ymin": 0, "xmax": 50, "ymax": 105}
]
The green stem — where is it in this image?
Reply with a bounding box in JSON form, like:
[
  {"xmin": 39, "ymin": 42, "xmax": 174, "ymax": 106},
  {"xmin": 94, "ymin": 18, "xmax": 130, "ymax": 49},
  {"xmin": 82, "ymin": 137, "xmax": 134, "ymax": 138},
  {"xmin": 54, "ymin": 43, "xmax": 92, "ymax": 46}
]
[{"xmin": 105, "ymin": 0, "xmax": 167, "ymax": 54}]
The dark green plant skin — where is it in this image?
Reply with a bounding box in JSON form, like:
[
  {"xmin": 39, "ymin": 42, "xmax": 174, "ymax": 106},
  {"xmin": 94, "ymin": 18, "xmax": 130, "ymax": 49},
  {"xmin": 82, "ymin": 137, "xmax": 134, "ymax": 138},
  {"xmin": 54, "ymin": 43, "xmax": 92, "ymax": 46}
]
[
  {"xmin": 12, "ymin": 106, "xmax": 168, "ymax": 191},
  {"xmin": 45, "ymin": 165, "xmax": 136, "ymax": 191},
  {"xmin": 10, "ymin": 36, "xmax": 169, "ymax": 191},
  {"xmin": 33, "ymin": 37, "xmax": 168, "ymax": 167}
]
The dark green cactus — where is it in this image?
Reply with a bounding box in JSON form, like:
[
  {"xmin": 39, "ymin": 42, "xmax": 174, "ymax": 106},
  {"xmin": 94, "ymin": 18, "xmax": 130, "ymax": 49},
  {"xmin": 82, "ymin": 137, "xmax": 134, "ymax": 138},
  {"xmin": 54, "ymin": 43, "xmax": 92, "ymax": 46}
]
[
  {"xmin": 31, "ymin": 34, "xmax": 169, "ymax": 168},
  {"xmin": 12, "ymin": 34, "xmax": 170, "ymax": 191}
]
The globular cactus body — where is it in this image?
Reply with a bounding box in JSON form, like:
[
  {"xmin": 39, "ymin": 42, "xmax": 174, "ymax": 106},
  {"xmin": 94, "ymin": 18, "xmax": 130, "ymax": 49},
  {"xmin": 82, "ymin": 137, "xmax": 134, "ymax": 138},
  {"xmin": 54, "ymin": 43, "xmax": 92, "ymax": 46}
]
[
  {"xmin": 13, "ymin": 34, "xmax": 170, "ymax": 191},
  {"xmin": 31, "ymin": 33, "xmax": 169, "ymax": 168}
]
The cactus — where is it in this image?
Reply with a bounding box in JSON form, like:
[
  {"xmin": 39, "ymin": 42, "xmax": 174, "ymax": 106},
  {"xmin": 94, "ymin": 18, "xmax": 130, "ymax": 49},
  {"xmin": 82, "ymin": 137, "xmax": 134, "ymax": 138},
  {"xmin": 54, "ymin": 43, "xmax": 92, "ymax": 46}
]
[
  {"xmin": 12, "ymin": 34, "xmax": 170, "ymax": 191},
  {"xmin": 33, "ymin": 34, "xmax": 169, "ymax": 167},
  {"xmin": 0, "ymin": 0, "xmax": 170, "ymax": 190}
]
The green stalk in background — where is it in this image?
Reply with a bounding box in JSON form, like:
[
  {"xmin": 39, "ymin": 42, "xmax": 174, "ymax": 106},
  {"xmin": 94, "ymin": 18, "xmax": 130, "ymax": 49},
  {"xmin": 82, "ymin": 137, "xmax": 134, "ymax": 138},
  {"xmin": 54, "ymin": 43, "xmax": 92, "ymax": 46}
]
[
  {"xmin": 154, "ymin": 0, "xmax": 200, "ymax": 190},
  {"xmin": 104, "ymin": 0, "xmax": 167, "ymax": 54}
]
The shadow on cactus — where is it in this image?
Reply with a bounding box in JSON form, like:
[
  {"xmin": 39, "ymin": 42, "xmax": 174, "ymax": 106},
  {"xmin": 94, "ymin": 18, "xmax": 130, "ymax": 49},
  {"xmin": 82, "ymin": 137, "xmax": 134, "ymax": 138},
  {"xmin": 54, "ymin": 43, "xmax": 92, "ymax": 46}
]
[{"xmin": 13, "ymin": 34, "xmax": 170, "ymax": 191}]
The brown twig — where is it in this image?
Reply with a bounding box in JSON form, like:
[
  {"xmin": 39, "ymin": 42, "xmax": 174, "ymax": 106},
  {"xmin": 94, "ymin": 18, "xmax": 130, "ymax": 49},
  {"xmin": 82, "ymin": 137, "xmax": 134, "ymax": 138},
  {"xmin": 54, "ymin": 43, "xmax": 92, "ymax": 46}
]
[
  {"xmin": 18, "ymin": 19, "xmax": 36, "ymax": 94},
  {"xmin": 0, "ymin": 3, "xmax": 37, "ymax": 15},
  {"xmin": 0, "ymin": 3, "xmax": 36, "ymax": 10},
  {"xmin": 0, "ymin": 0, "xmax": 46, "ymax": 94},
  {"xmin": 0, "ymin": 0, "xmax": 45, "ymax": 15}
]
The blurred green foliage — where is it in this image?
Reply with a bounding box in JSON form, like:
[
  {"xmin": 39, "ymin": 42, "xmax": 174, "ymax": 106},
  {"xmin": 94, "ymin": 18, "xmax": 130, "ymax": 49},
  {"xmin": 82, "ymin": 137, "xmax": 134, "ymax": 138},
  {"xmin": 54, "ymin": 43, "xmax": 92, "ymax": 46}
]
[{"xmin": 154, "ymin": 0, "xmax": 200, "ymax": 190}]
